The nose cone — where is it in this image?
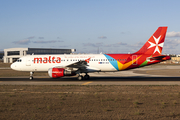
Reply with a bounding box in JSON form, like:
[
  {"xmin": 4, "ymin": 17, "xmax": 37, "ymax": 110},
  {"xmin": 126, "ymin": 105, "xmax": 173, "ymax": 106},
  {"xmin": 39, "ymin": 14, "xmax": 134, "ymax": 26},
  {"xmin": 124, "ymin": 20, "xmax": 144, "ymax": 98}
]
[{"xmin": 11, "ymin": 63, "xmax": 17, "ymax": 70}]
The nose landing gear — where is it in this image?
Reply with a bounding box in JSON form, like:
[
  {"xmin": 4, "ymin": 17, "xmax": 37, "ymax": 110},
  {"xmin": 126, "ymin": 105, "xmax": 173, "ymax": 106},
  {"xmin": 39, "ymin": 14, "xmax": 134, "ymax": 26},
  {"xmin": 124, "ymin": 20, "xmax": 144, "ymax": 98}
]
[{"xmin": 30, "ymin": 72, "xmax": 34, "ymax": 80}]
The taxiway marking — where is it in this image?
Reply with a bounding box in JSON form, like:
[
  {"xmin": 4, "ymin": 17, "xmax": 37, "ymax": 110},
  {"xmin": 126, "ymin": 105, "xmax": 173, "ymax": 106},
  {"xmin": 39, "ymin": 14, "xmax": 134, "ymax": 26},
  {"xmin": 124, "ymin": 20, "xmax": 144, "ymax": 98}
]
[{"xmin": 81, "ymin": 81, "xmax": 93, "ymax": 85}]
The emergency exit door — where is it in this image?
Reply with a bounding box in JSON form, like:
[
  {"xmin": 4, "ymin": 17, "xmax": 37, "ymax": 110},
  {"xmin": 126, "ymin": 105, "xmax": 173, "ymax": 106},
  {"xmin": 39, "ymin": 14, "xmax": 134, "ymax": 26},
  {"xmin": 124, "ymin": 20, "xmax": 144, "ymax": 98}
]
[{"xmin": 132, "ymin": 55, "xmax": 137, "ymax": 65}]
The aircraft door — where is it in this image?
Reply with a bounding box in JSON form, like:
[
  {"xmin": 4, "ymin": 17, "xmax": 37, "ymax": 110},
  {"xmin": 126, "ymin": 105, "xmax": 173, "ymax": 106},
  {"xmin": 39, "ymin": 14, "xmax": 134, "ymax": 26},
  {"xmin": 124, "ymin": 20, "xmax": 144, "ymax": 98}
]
[
  {"xmin": 132, "ymin": 55, "xmax": 137, "ymax": 65},
  {"xmin": 26, "ymin": 57, "xmax": 31, "ymax": 66}
]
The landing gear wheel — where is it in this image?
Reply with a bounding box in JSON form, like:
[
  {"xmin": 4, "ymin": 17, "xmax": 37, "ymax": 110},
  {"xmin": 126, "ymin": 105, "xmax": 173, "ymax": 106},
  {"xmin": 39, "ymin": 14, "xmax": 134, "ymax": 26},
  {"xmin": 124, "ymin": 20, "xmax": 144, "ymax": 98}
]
[
  {"xmin": 77, "ymin": 75, "xmax": 83, "ymax": 80},
  {"xmin": 30, "ymin": 76, "xmax": 33, "ymax": 80},
  {"xmin": 84, "ymin": 75, "xmax": 90, "ymax": 80},
  {"xmin": 30, "ymin": 72, "xmax": 34, "ymax": 80}
]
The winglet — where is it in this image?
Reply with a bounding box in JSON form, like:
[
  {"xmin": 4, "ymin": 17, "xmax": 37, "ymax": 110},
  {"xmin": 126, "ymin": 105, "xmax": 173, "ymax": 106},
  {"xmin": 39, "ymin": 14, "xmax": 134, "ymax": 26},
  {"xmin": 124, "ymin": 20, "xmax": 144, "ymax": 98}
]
[{"xmin": 85, "ymin": 58, "xmax": 91, "ymax": 63}]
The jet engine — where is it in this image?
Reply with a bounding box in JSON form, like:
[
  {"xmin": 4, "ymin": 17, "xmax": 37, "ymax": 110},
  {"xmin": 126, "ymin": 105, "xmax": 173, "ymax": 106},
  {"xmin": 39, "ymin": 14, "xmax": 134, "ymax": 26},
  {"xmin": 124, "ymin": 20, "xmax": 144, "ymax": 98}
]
[{"xmin": 48, "ymin": 68, "xmax": 76, "ymax": 78}]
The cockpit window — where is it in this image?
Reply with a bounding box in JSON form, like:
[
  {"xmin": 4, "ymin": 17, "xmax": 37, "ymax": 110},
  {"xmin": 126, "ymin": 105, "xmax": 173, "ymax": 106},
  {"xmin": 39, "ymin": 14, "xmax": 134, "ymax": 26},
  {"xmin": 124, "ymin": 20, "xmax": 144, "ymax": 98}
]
[{"xmin": 17, "ymin": 59, "xmax": 22, "ymax": 62}]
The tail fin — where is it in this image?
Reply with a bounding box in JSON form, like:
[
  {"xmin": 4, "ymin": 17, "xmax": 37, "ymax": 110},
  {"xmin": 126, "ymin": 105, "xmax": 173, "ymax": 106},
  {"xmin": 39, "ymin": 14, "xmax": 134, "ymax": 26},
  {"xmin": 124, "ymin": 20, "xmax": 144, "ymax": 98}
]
[{"xmin": 135, "ymin": 27, "xmax": 168, "ymax": 55}]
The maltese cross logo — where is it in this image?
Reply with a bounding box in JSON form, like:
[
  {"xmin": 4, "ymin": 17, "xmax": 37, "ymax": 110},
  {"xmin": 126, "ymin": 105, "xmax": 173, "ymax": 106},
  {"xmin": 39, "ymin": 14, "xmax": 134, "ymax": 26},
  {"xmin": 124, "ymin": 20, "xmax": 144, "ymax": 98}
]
[{"xmin": 148, "ymin": 35, "xmax": 164, "ymax": 54}]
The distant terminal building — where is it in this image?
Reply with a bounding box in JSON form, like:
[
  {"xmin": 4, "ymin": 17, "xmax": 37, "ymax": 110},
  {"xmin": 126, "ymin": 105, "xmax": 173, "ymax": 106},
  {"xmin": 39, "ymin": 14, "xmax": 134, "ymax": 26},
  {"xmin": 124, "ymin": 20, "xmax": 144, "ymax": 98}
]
[
  {"xmin": 0, "ymin": 51, "xmax": 3, "ymax": 61},
  {"xmin": 4, "ymin": 48, "xmax": 76, "ymax": 63},
  {"xmin": 171, "ymin": 57, "xmax": 180, "ymax": 63}
]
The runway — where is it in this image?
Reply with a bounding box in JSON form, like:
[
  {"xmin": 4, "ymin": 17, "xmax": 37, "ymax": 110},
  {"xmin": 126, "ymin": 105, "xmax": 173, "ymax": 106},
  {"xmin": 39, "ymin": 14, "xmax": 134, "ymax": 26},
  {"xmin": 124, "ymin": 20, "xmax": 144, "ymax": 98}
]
[
  {"xmin": 0, "ymin": 76, "xmax": 180, "ymax": 85},
  {"xmin": 0, "ymin": 65, "xmax": 180, "ymax": 85}
]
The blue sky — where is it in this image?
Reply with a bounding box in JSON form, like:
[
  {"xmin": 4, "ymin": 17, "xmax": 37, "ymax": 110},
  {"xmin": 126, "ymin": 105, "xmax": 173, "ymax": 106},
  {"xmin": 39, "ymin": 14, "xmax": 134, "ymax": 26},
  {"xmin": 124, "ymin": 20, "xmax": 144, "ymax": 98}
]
[{"xmin": 1, "ymin": 0, "xmax": 180, "ymax": 54}]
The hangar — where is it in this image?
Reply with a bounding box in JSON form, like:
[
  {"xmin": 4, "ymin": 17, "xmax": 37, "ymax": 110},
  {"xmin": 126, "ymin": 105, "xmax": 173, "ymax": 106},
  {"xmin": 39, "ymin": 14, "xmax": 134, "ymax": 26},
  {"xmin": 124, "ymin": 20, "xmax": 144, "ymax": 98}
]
[{"xmin": 3, "ymin": 48, "xmax": 76, "ymax": 63}]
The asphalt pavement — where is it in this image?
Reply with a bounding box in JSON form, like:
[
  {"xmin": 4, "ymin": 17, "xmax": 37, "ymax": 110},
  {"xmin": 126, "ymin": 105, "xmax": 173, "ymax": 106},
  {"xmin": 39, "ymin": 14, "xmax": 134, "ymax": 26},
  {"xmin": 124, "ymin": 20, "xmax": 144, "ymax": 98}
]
[{"xmin": 0, "ymin": 64, "xmax": 180, "ymax": 85}]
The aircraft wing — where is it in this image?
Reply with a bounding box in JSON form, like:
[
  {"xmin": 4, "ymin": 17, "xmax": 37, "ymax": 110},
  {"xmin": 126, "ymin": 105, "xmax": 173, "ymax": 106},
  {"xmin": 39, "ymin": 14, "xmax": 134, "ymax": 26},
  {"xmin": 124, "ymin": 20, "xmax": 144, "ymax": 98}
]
[
  {"xmin": 52, "ymin": 57, "xmax": 100, "ymax": 72},
  {"xmin": 65, "ymin": 60, "xmax": 100, "ymax": 72},
  {"xmin": 66, "ymin": 60, "xmax": 88, "ymax": 68}
]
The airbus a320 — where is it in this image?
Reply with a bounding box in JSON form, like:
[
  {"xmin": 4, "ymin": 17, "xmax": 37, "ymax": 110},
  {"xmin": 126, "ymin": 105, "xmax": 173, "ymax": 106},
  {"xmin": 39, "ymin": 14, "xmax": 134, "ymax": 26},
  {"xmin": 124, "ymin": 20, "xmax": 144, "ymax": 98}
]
[{"xmin": 11, "ymin": 27, "xmax": 171, "ymax": 80}]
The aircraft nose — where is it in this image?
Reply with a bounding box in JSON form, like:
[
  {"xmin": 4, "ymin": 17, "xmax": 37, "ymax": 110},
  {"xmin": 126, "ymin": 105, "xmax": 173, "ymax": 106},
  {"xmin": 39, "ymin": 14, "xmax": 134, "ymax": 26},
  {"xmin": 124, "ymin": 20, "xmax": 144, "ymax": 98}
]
[{"xmin": 10, "ymin": 63, "xmax": 16, "ymax": 70}]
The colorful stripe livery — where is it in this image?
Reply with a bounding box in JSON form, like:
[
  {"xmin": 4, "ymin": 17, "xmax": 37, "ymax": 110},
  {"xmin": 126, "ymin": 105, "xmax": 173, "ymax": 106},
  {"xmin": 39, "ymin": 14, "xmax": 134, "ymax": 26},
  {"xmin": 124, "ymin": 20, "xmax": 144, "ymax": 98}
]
[{"xmin": 104, "ymin": 27, "xmax": 169, "ymax": 71}]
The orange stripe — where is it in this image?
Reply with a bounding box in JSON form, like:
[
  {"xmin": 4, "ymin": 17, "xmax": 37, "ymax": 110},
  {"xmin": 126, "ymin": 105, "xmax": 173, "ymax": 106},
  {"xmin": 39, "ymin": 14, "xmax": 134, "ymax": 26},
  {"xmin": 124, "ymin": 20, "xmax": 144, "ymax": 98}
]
[{"xmin": 120, "ymin": 55, "xmax": 142, "ymax": 70}]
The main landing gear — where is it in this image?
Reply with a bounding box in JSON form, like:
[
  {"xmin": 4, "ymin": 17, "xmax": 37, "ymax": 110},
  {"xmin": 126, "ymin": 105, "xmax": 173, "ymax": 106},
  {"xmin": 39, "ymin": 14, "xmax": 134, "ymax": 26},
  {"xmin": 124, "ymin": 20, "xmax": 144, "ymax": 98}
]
[
  {"xmin": 30, "ymin": 71, "xmax": 34, "ymax": 80},
  {"xmin": 77, "ymin": 73, "xmax": 90, "ymax": 80}
]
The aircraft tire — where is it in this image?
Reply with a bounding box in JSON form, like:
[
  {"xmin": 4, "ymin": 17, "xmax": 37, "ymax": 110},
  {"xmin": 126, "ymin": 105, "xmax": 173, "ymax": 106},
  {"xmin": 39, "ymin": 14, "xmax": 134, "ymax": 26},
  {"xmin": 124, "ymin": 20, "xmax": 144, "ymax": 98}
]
[
  {"xmin": 30, "ymin": 76, "xmax": 33, "ymax": 80},
  {"xmin": 78, "ymin": 75, "xmax": 83, "ymax": 80},
  {"xmin": 84, "ymin": 75, "xmax": 90, "ymax": 80}
]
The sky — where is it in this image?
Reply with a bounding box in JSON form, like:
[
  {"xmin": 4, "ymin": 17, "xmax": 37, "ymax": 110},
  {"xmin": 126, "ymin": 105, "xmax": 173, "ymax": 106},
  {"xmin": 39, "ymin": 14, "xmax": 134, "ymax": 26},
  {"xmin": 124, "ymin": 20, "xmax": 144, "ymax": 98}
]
[{"xmin": 1, "ymin": 0, "xmax": 180, "ymax": 54}]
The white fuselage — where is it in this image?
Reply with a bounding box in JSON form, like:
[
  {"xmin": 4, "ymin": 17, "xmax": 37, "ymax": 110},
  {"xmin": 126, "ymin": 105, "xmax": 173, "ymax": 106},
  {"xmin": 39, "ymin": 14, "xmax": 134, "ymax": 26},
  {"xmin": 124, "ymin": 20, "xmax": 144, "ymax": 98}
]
[{"xmin": 11, "ymin": 54, "xmax": 117, "ymax": 72}]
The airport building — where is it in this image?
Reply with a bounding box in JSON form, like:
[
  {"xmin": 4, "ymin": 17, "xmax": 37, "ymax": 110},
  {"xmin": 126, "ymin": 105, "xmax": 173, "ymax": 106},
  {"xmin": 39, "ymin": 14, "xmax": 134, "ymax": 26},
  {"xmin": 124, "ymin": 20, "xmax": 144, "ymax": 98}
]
[
  {"xmin": 171, "ymin": 57, "xmax": 180, "ymax": 63},
  {"xmin": 3, "ymin": 48, "xmax": 76, "ymax": 63},
  {"xmin": 0, "ymin": 51, "xmax": 3, "ymax": 61}
]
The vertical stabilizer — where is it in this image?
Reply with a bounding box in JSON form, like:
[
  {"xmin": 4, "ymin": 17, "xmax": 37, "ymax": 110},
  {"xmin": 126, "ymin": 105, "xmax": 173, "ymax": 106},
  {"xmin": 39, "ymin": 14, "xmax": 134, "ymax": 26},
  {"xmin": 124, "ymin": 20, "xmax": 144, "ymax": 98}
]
[{"xmin": 135, "ymin": 27, "xmax": 168, "ymax": 55}]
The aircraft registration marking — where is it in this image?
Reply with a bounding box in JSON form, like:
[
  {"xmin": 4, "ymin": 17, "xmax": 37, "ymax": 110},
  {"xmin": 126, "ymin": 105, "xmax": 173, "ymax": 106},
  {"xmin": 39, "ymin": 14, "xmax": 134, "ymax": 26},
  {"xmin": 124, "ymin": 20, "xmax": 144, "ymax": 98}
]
[{"xmin": 81, "ymin": 81, "xmax": 93, "ymax": 85}]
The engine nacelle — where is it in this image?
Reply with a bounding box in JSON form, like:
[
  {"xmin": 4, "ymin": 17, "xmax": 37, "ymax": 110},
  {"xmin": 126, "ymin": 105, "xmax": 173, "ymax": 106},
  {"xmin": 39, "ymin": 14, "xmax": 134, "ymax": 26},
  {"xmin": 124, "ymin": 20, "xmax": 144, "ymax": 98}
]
[{"xmin": 48, "ymin": 68, "xmax": 76, "ymax": 78}]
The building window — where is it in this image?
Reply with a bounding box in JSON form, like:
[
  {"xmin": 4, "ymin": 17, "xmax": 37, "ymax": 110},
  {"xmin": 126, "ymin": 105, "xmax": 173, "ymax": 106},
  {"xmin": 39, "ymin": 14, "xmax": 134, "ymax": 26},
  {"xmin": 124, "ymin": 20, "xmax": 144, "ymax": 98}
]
[{"xmin": 7, "ymin": 51, "xmax": 20, "ymax": 56}]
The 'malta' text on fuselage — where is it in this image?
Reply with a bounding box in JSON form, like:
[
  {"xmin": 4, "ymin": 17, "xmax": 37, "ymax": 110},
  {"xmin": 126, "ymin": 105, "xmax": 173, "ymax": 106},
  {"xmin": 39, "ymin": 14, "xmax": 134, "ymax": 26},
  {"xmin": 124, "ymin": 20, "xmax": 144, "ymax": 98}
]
[{"xmin": 34, "ymin": 56, "xmax": 61, "ymax": 63}]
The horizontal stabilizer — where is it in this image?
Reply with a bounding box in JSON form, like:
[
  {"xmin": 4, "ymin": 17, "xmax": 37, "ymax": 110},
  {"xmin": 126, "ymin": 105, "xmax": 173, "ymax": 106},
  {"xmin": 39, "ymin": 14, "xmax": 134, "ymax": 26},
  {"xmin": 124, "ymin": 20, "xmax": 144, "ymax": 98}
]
[{"xmin": 148, "ymin": 55, "xmax": 171, "ymax": 61}]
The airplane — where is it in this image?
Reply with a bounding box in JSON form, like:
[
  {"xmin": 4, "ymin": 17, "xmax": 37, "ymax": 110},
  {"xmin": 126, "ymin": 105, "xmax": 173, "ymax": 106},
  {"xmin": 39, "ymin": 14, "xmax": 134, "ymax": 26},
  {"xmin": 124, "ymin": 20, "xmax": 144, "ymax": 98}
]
[{"xmin": 11, "ymin": 27, "xmax": 171, "ymax": 80}]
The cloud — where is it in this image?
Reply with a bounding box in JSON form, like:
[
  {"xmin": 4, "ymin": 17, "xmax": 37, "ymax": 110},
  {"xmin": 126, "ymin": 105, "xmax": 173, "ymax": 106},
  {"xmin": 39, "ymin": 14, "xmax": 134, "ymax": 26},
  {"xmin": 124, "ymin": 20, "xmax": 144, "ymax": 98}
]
[
  {"xmin": 159, "ymin": 38, "xmax": 180, "ymax": 54},
  {"xmin": 13, "ymin": 39, "xmax": 31, "ymax": 45},
  {"xmin": 83, "ymin": 43, "xmax": 102, "ymax": 47},
  {"xmin": 164, "ymin": 39, "xmax": 180, "ymax": 49},
  {"xmin": 38, "ymin": 37, "xmax": 44, "ymax": 39},
  {"xmin": 115, "ymin": 42, "xmax": 127, "ymax": 46},
  {"xmin": 33, "ymin": 40, "xmax": 64, "ymax": 44},
  {"xmin": 58, "ymin": 45, "xmax": 70, "ymax": 47},
  {"xmin": 120, "ymin": 31, "xmax": 130, "ymax": 34},
  {"xmin": 83, "ymin": 42, "xmax": 127, "ymax": 48},
  {"xmin": 104, "ymin": 42, "xmax": 127, "ymax": 47},
  {"xmin": 98, "ymin": 36, "xmax": 107, "ymax": 39},
  {"xmin": 50, "ymin": 45, "xmax": 70, "ymax": 48},
  {"xmin": 28, "ymin": 36, "xmax": 35, "ymax": 39},
  {"xmin": 129, "ymin": 42, "xmax": 144, "ymax": 48},
  {"xmin": 166, "ymin": 31, "xmax": 180, "ymax": 37},
  {"xmin": 13, "ymin": 36, "xmax": 34, "ymax": 45}
]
